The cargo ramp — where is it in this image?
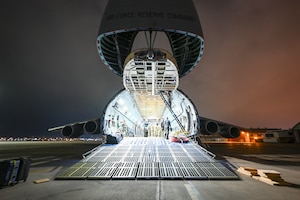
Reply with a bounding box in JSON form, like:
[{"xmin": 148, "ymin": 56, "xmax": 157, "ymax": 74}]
[{"xmin": 55, "ymin": 137, "xmax": 239, "ymax": 180}]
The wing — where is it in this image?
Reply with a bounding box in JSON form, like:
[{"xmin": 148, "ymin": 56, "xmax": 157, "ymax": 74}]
[
  {"xmin": 199, "ymin": 116, "xmax": 244, "ymax": 138},
  {"xmin": 48, "ymin": 118, "xmax": 101, "ymax": 138}
]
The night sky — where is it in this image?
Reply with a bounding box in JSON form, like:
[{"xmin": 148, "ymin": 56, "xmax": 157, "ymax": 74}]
[{"xmin": 1, "ymin": 0, "xmax": 300, "ymax": 137}]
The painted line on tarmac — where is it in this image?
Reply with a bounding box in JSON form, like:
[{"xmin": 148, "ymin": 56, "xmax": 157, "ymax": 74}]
[
  {"xmin": 31, "ymin": 158, "xmax": 62, "ymax": 166},
  {"xmin": 184, "ymin": 181, "xmax": 204, "ymax": 200},
  {"xmin": 156, "ymin": 180, "xmax": 165, "ymax": 200},
  {"xmin": 31, "ymin": 156, "xmax": 57, "ymax": 161}
]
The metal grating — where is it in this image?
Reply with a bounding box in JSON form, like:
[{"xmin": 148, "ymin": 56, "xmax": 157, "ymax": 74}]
[
  {"xmin": 55, "ymin": 137, "xmax": 239, "ymax": 180},
  {"xmin": 112, "ymin": 163, "xmax": 138, "ymax": 179},
  {"xmin": 179, "ymin": 162, "xmax": 207, "ymax": 179},
  {"xmin": 83, "ymin": 156, "xmax": 106, "ymax": 163},
  {"xmin": 159, "ymin": 162, "xmax": 183, "ymax": 179},
  {"xmin": 137, "ymin": 162, "xmax": 160, "ymax": 179},
  {"xmin": 88, "ymin": 167, "xmax": 116, "ymax": 179},
  {"xmin": 55, "ymin": 162, "xmax": 99, "ymax": 180}
]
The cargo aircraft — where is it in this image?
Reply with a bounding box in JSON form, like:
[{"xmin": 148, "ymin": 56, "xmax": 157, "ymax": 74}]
[{"xmin": 48, "ymin": 0, "xmax": 241, "ymax": 143}]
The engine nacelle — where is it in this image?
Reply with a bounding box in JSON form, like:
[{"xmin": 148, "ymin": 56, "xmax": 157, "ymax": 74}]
[
  {"xmin": 220, "ymin": 126, "xmax": 240, "ymax": 138},
  {"xmin": 61, "ymin": 124, "xmax": 84, "ymax": 138},
  {"xmin": 200, "ymin": 120, "xmax": 219, "ymax": 135},
  {"xmin": 83, "ymin": 119, "xmax": 101, "ymax": 134}
]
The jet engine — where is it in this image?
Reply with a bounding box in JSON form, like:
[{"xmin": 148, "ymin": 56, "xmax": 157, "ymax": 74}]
[
  {"xmin": 83, "ymin": 119, "xmax": 101, "ymax": 134},
  {"xmin": 219, "ymin": 126, "xmax": 240, "ymax": 138},
  {"xmin": 61, "ymin": 124, "xmax": 84, "ymax": 138},
  {"xmin": 200, "ymin": 120, "xmax": 219, "ymax": 135}
]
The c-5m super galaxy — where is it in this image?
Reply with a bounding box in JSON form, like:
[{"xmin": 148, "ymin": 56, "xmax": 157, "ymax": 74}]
[{"xmin": 48, "ymin": 0, "xmax": 241, "ymax": 143}]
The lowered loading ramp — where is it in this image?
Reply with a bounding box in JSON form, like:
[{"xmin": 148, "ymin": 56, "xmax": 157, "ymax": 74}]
[{"xmin": 55, "ymin": 138, "xmax": 239, "ymax": 180}]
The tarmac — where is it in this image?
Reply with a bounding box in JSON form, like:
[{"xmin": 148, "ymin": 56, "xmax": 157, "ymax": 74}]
[{"xmin": 1, "ymin": 139, "xmax": 300, "ymax": 200}]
